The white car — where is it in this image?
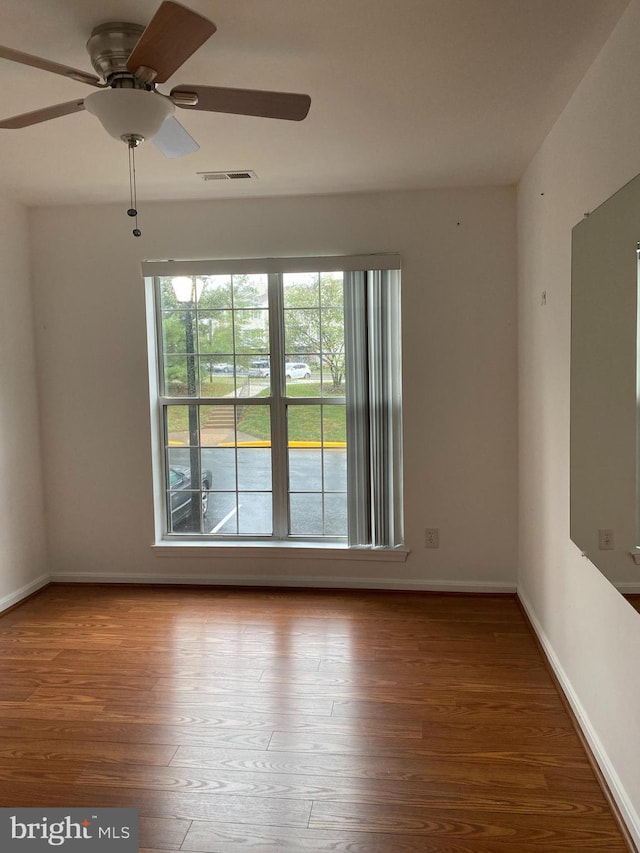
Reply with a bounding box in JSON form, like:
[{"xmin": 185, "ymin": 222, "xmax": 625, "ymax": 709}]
[
  {"xmin": 285, "ymin": 362, "xmax": 311, "ymax": 379},
  {"xmin": 248, "ymin": 358, "xmax": 271, "ymax": 377}
]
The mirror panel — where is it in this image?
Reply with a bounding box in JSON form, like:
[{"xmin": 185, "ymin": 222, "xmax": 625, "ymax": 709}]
[{"xmin": 571, "ymin": 172, "xmax": 640, "ymax": 592}]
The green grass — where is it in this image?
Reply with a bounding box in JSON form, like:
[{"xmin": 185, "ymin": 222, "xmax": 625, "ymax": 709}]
[
  {"xmin": 201, "ymin": 377, "xmax": 236, "ymax": 395},
  {"xmin": 167, "ymin": 381, "xmax": 346, "ymax": 442},
  {"xmin": 166, "ymin": 377, "xmax": 235, "ymax": 432},
  {"xmin": 238, "ymin": 383, "xmax": 346, "ymax": 442}
]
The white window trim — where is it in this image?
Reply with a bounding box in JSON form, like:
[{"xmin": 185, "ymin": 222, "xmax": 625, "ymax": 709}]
[
  {"xmin": 151, "ymin": 542, "xmax": 410, "ymax": 561},
  {"xmin": 143, "ymin": 253, "xmax": 402, "ymax": 277},
  {"xmin": 143, "ymin": 253, "xmax": 403, "ymax": 551}
]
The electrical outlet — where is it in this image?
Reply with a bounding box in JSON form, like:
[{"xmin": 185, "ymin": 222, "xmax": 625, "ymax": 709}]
[
  {"xmin": 424, "ymin": 528, "xmax": 439, "ymax": 548},
  {"xmin": 598, "ymin": 528, "xmax": 614, "ymax": 550}
]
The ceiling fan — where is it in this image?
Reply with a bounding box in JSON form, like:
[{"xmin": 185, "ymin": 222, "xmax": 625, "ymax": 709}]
[{"xmin": 0, "ymin": 0, "xmax": 311, "ymax": 158}]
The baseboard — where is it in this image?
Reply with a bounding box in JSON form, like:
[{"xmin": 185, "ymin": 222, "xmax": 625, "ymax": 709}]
[
  {"xmin": 50, "ymin": 571, "xmax": 516, "ymax": 593},
  {"xmin": 0, "ymin": 573, "xmax": 50, "ymax": 615},
  {"xmin": 615, "ymin": 582, "xmax": 640, "ymax": 595},
  {"xmin": 518, "ymin": 590, "xmax": 640, "ymax": 852}
]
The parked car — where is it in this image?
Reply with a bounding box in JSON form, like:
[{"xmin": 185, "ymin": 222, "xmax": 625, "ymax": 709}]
[
  {"xmin": 247, "ymin": 359, "xmax": 312, "ymax": 379},
  {"xmin": 213, "ymin": 362, "xmax": 234, "ymax": 373},
  {"xmin": 285, "ymin": 362, "xmax": 311, "ymax": 379},
  {"xmin": 248, "ymin": 358, "xmax": 271, "ymax": 377},
  {"xmin": 169, "ymin": 465, "xmax": 212, "ymax": 529}
]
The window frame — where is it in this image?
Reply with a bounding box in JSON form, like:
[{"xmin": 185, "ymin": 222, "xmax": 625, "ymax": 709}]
[{"xmin": 144, "ymin": 254, "xmax": 403, "ymax": 551}]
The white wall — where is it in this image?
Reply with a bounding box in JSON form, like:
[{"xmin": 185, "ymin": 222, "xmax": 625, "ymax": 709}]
[
  {"xmin": 518, "ymin": 0, "xmax": 640, "ymax": 839},
  {"xmin": 0, "ymin": 197, "xmax": 48, "ymax": 608},
  {"xmin": 29, "ymin": 187, "xmax": 517, "ymax": 588}
]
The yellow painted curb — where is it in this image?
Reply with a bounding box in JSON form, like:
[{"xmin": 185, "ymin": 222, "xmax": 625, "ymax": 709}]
[
  {"xmin": 169, "ymin": 439, "xmax": 346, "ymax": 448},
  {"xmin": 217, "ymin": 441, "xmax": 346, "ymax": 448}
]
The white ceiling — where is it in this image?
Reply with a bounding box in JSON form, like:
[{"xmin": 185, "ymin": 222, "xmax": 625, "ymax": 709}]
[{"xmin": 0, "ymin": 0, "xmax": 630, "ymax": 205}]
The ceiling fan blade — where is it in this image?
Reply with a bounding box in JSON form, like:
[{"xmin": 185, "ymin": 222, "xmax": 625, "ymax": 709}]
[
  {"xmin": 153, "ymin": 115, "xmax": 199, "ymax": 158},
  {"xmin": 0, "ymin": 99, "xmax": 86, "ymax": 129},
  {"xmin": 0, "ymin": 45, "xmax": 101, "ymax": 86},
  {"xmin": 126, "ymin": 1, "xmax": 216, "ymax": 84},
  {"xmin": 170, "ymin": 85, "xmax": 311, "ymax": 121}
]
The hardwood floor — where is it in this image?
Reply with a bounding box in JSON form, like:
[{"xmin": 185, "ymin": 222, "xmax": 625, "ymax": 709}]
[
  {"xmin": 0, "ymin": 584, "xmax": 631, "ymax": 852},
  {"xmin": 626, "ymin": 595, "xmax": 640, "ymax": 614}
]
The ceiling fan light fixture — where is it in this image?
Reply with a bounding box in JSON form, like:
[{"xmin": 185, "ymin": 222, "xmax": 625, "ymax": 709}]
[{"xmin": 84, "ymin": 88, "xmax": 175, "ymax": 143}]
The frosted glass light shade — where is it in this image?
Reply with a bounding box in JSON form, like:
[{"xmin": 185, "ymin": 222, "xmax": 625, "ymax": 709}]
[
  {"xmin": 171, "ymin": 276, "xmax": 204, "ymax": 303},
  {"xmin": 84, "ymin": 89, "xmax": 175, "ymax": 142}
]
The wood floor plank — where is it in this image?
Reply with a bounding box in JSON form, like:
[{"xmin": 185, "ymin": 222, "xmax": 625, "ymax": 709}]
[
  {"xmin": 55, "ymin": 648, "xmax": 323, "ymax": 675},
  {"xmin": 308, "ymin": 801, "xmax": 628, "ymax": 848},
  {"xmin": 170, "ymin": 821, "xmax": 626, "ymax": 853},
  {"xmin": 0, "ymin": 719, "xmax": 271, "ymax": 750},
  {"xmin": 77, "ymin": 762, "xmax": 465, "ymax": 806},
  {"xmin": 91, "ymin": 706, "xmax": 422, "ymax": 737},
  {"xmin": 258, "ymin": 662, "xmax": 553, "ymax": 690},
  {"xmin": 168, "ymin": 745, "xmax": 548, "ymax": 789},
  {"xmin": 0, "ymin": 781, "xmax": 313, "ymax": 827},
  {"xmin": 0, "ymin": 585, "xmax": 629, "ymax": 852},
  {"xmin": 267, "ymin": 730, "xmax": 589, "ymax": 760},
  {"xmin": 0, "ymin": 738, "xmax": 178, "ymax": 765},
  {"xmin": 331, "ymin": 692, "xmax": 561, "ymax": 720},
  {"xmin": 28, "ymin": 687, "xmax": 334, "ymax": 716},
  {"xmin": 139, "ymin": 816, "xmax": 191, "ymax": 851}
]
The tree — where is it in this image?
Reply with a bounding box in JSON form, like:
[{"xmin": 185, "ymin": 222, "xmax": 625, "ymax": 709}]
[
  {"xmin": 159, "ymin": 274, "xmax": 269, "ymax": 392},
  {"xmin": 284, "ymin": 274, "xmax": 345, "ymax": 390}
]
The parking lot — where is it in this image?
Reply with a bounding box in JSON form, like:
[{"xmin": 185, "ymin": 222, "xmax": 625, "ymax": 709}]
[{"xmin": 169, "ymin": 445, "xmax": 347, "ymax": 536}]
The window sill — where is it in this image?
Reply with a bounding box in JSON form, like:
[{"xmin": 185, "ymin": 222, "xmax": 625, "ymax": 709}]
[{"xmin": 152, "ymin": 541, "xmax": 410, "ymax": 562}]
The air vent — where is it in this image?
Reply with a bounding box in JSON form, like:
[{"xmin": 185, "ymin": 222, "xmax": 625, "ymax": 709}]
[{"xmin": 197, "ymin": 170, "xmax": 257, "ymax": 181}]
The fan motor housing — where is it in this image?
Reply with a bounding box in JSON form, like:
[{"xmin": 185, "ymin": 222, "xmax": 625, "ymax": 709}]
[{"xmin": 86, "ymin": 22, "xmax": 145, "ymax": 82}]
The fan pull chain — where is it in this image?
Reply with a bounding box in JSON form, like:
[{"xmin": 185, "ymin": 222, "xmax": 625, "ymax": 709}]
[{"xmin": 126, "ymin": 138, "xmax": 142, "ymax": 238}]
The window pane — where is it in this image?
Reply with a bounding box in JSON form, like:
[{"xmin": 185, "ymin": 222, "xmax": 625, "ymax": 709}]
[
  {"xmin": 203, "ymin": 447, "xmax": 236, "ymax": 491},
  {"xmin": 289, "ymin": 446, "xmax": 322, "ymax": 491},
  {"xmin": 321, "ymin": 308, "xmax": 344, "ymax": 351},
  {"xmin": 243, "ymin": 364, "xmax": 272, "ymax": 399},
  {"xmin": 287, "ymin": 403, "xmax": 347, "ymax": 537},
  {"xmin": 166, "ymin": 446, "xmax": 199, "ymax": 483},
  {"xmin": 288, "ymin": 404, "xmax": 321, "ymax": 443},
  {"xmin": 324, "ymin": 409, "xmax": 347, "ymax": 489},
  {"xmin": 166, "ymin": 444, "xmax": 208, "ymax": 534},
  {"xmin": 289, "ymin": 493, "xmax": 323, "ymax": 536},
  {"xmin": 233, "ymin": 274, "xmax": 268, "ymax": 308},
  {"xmin": 237, "ymin": 446, "xmax": 272, "ymax": 491},
  {"xmin": 238, "ymin": 493, "xmax": 272, "ymax": 535},
  {"xmin": 197, "ymin": 310, "xmax": 233, "ymax": 354},
  {"xmin": 205, "ymin": 492, "xmax": 239, "ymax": 534},
  {"xmin": 166, "ymin": 405, "xmax": 196, "ymax": 447},
  {"xmin": 284, "ymin": 359, "xmax": 314, "ymax": 394},
  {"xmin": 321, "ymin": 355, "xmax": 346, "ymax": 396},
  {"xmin": 199, "ymin": 406, "xmax": 273, "ymax": 529},
  {"xmin": 200, "ymin": 405, "xmax": 236, "ymax": 445},
  {"xmin": 234, "ymin": 309, "xmax": 269, "ymax": 353},
  {"xmin": 199, "ymin": 275, "xmax": 232, "ymax": 309},
  {"xmin": 284, "ymin": 294, "xmax": 345, "ymax": 398},
  {"xmin": 283, "ymin": 272, "xmax": 320, "ymax": 307},
  {"xmin": 325, "ymin": 404, "xmax": 347, "ymax": 443},
  {"xmin": 284, "ymin": 307, "xmax": 319, "ymax": 354},
  {"xmin": 163, "ymin": 355, "xmax": 198, "ymax": 397},
  {"xmin": 159, "ymin": 277, "xmax": 180, "ymax": 310},
  {"xmin": 199, "ymin": 362, "xmax": 236, "ymax": 396},
  {"xmin": 162, "ymin": 311, "xmax": 190, "ymax": 353},
  {"xmin": 324, "ymin": 493, "xmax": 348, "ymax": 536},
  {"xmin": 320, "ymin": 272, "xmax": 344, "ymax": 308}
]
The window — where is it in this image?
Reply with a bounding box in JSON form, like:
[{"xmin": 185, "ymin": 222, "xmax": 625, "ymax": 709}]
[{"xmin": 145, "ymin": 255, "xmax": 403, "ymax": 549}]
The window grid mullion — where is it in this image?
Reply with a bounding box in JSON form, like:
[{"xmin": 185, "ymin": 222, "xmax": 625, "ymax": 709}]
[
  {"xmin": 268, "ymin": 273, "xmax": 288, "ymax": 539},
  {"xmin": 153, "ymin": 265, "xmax": 395, "ymax": 546}
]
